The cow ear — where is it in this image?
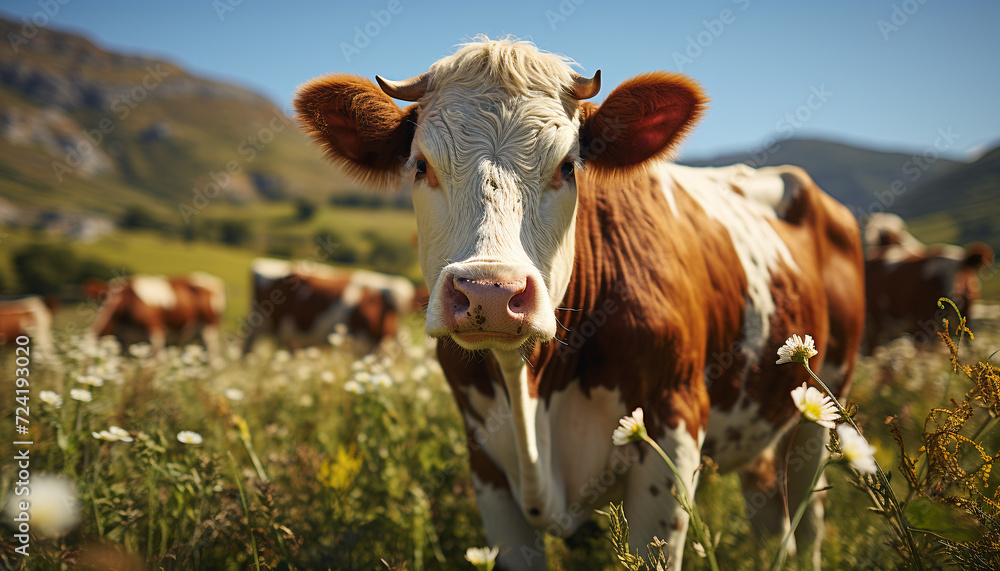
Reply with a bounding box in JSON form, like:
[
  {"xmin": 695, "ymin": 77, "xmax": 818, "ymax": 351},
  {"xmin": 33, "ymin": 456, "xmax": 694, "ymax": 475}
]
[
  {"xmin": 964, "ymin": 242, "xmax": 994, "ymax": 269},
  {"xmin": 294, "ymin": 74, "xmax": 417, "ymax": 189},
  {"xmin": 579, "ymin": 72, "xmax": 707, "ymax": 173}
]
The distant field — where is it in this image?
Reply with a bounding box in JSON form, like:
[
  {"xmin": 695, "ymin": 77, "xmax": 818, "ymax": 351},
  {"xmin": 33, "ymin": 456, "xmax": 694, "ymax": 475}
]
[{"xmin": 0, "ymin": 203, "xmax": 421, "ymax": 329}]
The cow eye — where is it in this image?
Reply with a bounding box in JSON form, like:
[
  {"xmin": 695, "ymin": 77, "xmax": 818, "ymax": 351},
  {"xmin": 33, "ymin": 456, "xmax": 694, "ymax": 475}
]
[
  {"xmin": 560, "ymin": 161, "xmax": 575, "ymax": 177},
  {"xmin": 415, "ymin": 159, "xmax": 427, "ymax": 175}
]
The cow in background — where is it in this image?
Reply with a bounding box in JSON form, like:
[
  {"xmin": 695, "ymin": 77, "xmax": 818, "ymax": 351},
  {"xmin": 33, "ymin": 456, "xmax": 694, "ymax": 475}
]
[
  {"xmin": 239, "ymin": 258, "xmax": 416, "ymax": 354},
  {"xmin": 863, "ymin": 213, "xmax": 994, "ymax": 353},
  {"xmin": 88, "ymin": 272, "xmax": 226, "ymax": 355},
  {"xmin": 0, "ymin": 296, "xmax": 56, "ymax": 356}
]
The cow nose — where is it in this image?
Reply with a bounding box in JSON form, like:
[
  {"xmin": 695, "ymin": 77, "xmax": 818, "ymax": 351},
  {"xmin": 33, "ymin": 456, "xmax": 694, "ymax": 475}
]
[{"xmin": 444, "ymin": 274, "xmax": 533, "ymax": 335}]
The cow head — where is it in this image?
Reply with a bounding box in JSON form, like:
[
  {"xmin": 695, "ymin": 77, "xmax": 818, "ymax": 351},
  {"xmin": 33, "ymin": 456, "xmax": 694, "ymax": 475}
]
[{"xmin": 295, "ymin": 37, "xmax": 706, "ymax": 352}]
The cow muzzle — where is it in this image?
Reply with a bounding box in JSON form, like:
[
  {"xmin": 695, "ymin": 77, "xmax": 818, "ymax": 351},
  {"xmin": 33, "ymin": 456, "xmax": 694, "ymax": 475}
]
[{"xmin": 427, "ymin": 262, "xmax": 556, "ymax": 351}]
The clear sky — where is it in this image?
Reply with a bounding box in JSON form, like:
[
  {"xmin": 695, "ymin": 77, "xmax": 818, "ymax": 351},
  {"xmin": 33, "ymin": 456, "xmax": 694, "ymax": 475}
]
[{"xmin": 2, "ymin": 0, "xmax": 998, "ymax": 161}]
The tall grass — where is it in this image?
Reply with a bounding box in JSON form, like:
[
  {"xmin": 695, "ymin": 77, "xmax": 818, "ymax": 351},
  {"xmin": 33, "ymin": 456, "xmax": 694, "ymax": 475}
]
[{"xmin": 1, "ymin": 309, "xmax": 998, "ymax": 569}]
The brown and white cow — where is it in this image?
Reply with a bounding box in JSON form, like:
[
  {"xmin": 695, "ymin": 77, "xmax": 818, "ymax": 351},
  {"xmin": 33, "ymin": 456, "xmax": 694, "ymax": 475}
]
[
  {"xmin": 295, "ymin": 37, "xmax": 864, "ymax": 568},
  {"xmin": 863, "ymin": 212, "xmax": 994, "ymax": 353},
  {"xmin": 89, "ymin": 273, "xmax": 226, "ymax": 355},
  {"xmin": 0, "ymin": 296, "xmax": 55, "ymax": 356},
  {"xmin": 240, "ymin": 258, "xmax": 415, "ymax": 354}
]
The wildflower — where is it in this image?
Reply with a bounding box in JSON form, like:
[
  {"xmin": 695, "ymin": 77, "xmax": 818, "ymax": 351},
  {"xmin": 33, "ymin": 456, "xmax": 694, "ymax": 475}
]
[
  {"xmin": 177, "ymin": 431, "xmax": 203, "ymax": 445},
  {"xmin": 70, "ymin": 389, "xmax": 93, "ymax": 402},
  {"xmin": 612, "ymin": 408, "xmax": 646, "ymax": 446},
  {"xmin": 318, "ymin": 445, "xmax": 363, "ymax": 491},
  {"xmin": 412, "ymin": 364, "xmax": 429, "ymax": 381},
  {"xmin": 371, "ymin": 372, "xmax": 393, "ymax": 388},
  {"xmin": 344, "ymin": 380, "xmax": 364, "ymax": 395},
  {"xmin": 109, "ymin": 426, "xmax": 133, "ymax": 442},
  {"xmin": 790, "ymin": 383, "xmax": 838, "ymax": 429},
  {"xmin": 327, "ymin": 332, "xmax": 345, "ymax": 347},
  {"xmin": 775, "ymin": 334, "xmax": 818, "ymax": 365},
  {"xmin": 320, "ymin": 370, "xmax": 336, "ymax": 384},
  {"xmin": 465, "ymin": 546, "xmax": 499, "ymax": 569},
  {"xmin": 76, "ymin": 374, "xmax": 105, "ymax": 387},
  {"xmin": 223, "ymin": 388, "xmax": 245, "ymax": 401},
  {"xmin": 298, "ymin": 394, "xmax": 315, "ymax": 407},
  {"xmin": 836, "ymin": 424, "xmax": 877, "ymax": 474},
  {"xmin": 128, "ymin": 343, "xmax": 152, "ymax": 358},
  {"xmin": 39, "ymin": 390, "xmax": 63, "ymax": 408},
  {"xmin": 2, "ymin": 474, "xmax": 80, "ymax": 537}
]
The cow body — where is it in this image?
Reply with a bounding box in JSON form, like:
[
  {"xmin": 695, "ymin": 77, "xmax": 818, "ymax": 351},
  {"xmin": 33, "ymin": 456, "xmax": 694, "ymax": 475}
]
[
  {"xmin": 296, "ymin": 37, "xmax": 865, "ymax": 568},
  {"xmin": 90, "ymin": 273, "xmax": 226, "ymax": 354},
  {"xmin": 0, "ymin": 296, "xmax": 55, "ymax": 356},
  {"xmin": 863, "ymin": 213, "xmax": 993, "ymax": 353},
  {"xmin": 241, "ymin": 258, "xmax": 415, "ymax": 354}
]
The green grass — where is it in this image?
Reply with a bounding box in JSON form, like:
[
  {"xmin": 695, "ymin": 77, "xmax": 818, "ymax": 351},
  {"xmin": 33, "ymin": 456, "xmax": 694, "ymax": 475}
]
[{"xmin": 2, "ymin": 311, "xmax": 998, "ymax": 569}]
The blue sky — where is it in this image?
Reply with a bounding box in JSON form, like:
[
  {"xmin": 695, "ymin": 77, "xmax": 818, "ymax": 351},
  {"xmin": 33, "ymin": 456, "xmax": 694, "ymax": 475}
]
[{"xmin": 2, "ymin": 0, "xmax": 998, "ymax": 161}]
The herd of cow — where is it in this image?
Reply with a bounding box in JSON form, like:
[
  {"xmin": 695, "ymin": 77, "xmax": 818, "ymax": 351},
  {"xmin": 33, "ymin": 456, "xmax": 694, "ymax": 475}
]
[
  {"xmin": 0, "ymin": 257, "xmax": 421, "ymax": 358},
  {"xmin": 1, "ymin": 37, "xmax": 995, "ymax": 569},
  {"xmin": 1, "ymin": 214, "xmax": 989, "ymax": 363}
]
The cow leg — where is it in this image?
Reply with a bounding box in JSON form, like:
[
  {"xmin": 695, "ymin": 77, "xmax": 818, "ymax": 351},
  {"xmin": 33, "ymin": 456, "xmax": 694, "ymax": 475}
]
[
  {"xmin": 473, "ymin": 476, "xmax": 545, "ymax": 570},
  {"xmin": 786, "ymin": 420, "xmax": 829, "ymax": 570},
  {"xmin": 623, "ymin": 423, "xmax": 704, "ymax": 567},
  {"xmin": 739, "ymin": 422, "xmax": 829, "ymax": 569},
  {"xmin": 149, "ymin": 326, "xmax": 166, "ymax": 356},
  {"xmin": 739, "ymin": 444, "xmax": 795, "ymax": 561},
  {"xmin": 202, "ymin": 323, "xmax": 221, "ymax": 356}
]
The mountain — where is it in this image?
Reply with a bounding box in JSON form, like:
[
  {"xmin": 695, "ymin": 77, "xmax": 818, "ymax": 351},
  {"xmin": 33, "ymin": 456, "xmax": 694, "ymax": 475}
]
[
  {"xmin": 0, "ymin": 16, "xmax": 352, "ymax": 229},
  {"xmin": 893, "ymin": 144, "xmax": 1000, "ymax": 248},
  {"xmin": 681, "ymin": 138, "xmax": 965, "ymax": 214}
]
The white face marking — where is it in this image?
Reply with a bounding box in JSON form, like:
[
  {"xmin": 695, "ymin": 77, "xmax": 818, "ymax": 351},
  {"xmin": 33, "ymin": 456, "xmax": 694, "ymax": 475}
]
[
  {"xmin": 410, "ymin": 77, "xmax": 581, "ymax": 346},
  {"xmin": 132, "ymin": 276, "xmax": 177, "ymax": 309}
]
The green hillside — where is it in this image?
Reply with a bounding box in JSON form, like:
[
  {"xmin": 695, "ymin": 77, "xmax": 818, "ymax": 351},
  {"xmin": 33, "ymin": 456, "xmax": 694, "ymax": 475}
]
[
  {"xmin": 0, "ymin": 16, "xmax": 357, "ymax": 227},
  {"xmin": 896, "ymin": 145, "xmax": 1000, "ymax": 246}
]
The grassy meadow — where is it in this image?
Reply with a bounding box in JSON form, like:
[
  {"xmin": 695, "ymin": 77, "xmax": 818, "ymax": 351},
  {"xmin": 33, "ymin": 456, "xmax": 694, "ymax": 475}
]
[{"xmin": 2, "ymin": 294, "xmax": 1000, "ymax": 569}]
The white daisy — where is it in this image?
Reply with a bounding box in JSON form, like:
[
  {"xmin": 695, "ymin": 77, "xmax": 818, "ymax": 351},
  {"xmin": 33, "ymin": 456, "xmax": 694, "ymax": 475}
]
[
  {"xmin": 612, "ymin": 408, "xmax": 647, "ymax": 446},
  {"xmin": 39, "ymin": 390, "xmax": 63, "ymax": 408},
  {"xmin": 177, "ymin": 431, "xmax": 203, "ymax": 445},
  {"xmin": 837, "ymin": 424, "xmax": 878, "ymax": 474},
  {"xmin": 790, "ymin": 383, "xmax": 839, "ymax": 429},
  {"xmin": 465, "ymin": 546, "xmax": 499, "ymax": 568},
  {"xmin": 775, "ymin": 334, "xmax": 818, "ymax": 365},
  {"xmin": 3, "ymin": 474, "xmax": 80, "ymax": 537},
  {"xmin": 69, "ymin": 389, "xmax": 92, "ymax": 402}
]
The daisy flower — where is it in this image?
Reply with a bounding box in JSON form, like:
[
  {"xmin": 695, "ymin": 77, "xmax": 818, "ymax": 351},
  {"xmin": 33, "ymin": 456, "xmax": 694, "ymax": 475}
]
[
  {"xmin": 837, "ymin": 424, "xmax": 877, "ymax": 474},
  {"xmin": 177, "ymin": 431, "xmax": 203, "ymax": 445},
  {"xmin": 465, "ymin": 546, "xmax": 499, "ymax": 569},
  {"xmin": 39, "ymin": 390, "xmax": 63, "ymax": 408},
  {"xmin": 776, "ymin": 334, "xmax": 818, "ymax": 365},
  {"xmin": 612, "ymin": 408, "xmax": 647, "ymax": 446},
  {"xmin": 790, "ymin": 383, "xmax": 839, "ymax": 429},
  {"xmin": 69, "ymin": 389, "xmax": 92, "ymax": 402}
]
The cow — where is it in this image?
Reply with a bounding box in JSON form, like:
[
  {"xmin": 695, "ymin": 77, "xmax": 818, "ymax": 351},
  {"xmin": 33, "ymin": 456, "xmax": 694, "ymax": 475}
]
[
  {"xmin": 863, "ymin": 213, "xmax": 994, "ymax": 354},
  {"xmin": 239, "ymin": 258, "xmax": 416, "ymax": 354},
  {"xmin": 0, "ymin": 296, "xmax": 55, "ymax": 356},
  {"xmin": 89, "ymin": 272, "xmax": 226, "ymax": 355},
  {"xmin": 294, "ymin": 37, "xmax": 865, "ymax": 568}
]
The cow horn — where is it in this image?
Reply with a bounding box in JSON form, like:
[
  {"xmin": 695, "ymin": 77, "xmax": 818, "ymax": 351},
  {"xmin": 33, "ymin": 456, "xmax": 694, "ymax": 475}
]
[
  {"xmin": 570, "ymin": 70, "xmax": 601, "ymax": 100},
  {"xmin": 375, "ymin": 73, "xmax": 429, "ymax": 101}
]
